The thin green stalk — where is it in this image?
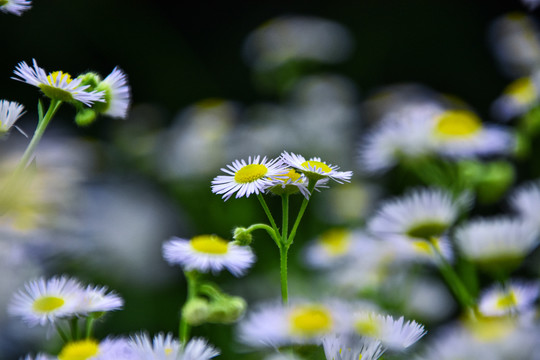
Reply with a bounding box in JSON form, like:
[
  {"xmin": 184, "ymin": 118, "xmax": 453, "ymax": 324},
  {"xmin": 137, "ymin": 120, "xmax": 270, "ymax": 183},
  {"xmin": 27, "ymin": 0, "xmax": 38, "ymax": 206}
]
[
  {"xmin": 279, "ymin": 245, "xmax": 289, "ymax": 304},
  {"xmin": 179, "ymin": 271, "xmax": 198, "ymax": 345},
  {"xmin": 257, "ymin": 193, "xmax": 280, "ymax": 238},
  {"xmin": 85, "ymin": 316, "xmax": 95, "ymax": 339},
  {"xmin": 55, "ymin": 322, "xmax": 69, "ymax": 343},
  {"xmin": 286, "ymin": 181, "xmax": 316, "ymax": 245},
  {"xmin": 70, "ymin": 317, "xmax": 80, "ymax": 340},
  {"xmin": 435, "ymin": 251, "xmax": 475, "ymax": 308},
  {"xmin": 281, "ymin": 194, "xmax": 289, "ymax": 245},
  {"xmin": 245, "ymin": 223, "xmax": 280, "ymax": 246},
  {"xmin": 15, "ymin": 99, "xmax": 62, "ymax": 173}
]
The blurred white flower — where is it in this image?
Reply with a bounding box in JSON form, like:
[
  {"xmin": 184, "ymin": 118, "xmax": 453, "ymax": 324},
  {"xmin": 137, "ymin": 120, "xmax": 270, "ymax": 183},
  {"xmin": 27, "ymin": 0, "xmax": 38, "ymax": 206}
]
[
  {"xmin": 478, "ymin": 280, "xmax": 540, "ymax": 317},
  {"xmin": 0, "ymin": 0, "xmax": 31, "ymax": 15}
]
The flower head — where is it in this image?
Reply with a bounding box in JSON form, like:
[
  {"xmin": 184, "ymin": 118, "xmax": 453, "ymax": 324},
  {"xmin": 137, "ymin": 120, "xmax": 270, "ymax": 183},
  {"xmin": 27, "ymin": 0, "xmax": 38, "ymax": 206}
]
[
  {"xmin": 0, "ymin": 100, "xmax": 25, "ymax": 134},
  {"xmin": 129, "ymin": 333, "xmax": 219, "ymax": 360},
  {"xmin": 478, "ymin": 280, "xmax": 540, "ymax": 317},
  {"xmin": 212, "ymin": 155, "xmax": 288, "ymax": 200},
  {"xmin": 58, "ymin": 338, "xmax": 132, "ymax": 360},
  {"xmin": 13, "ymin": 59, "xmax": 105, "ymax": 106},
  {"xmin": 93, "ymin": 67, "xmax": 131, "ymax": 119},
  {"xmin": 323, "ymin": 334, "xmax": 384, "ymax": 360},
  {"xmin": 281, "ymin": 151, "xmax": 352, "ymax": 183},
  {"xmin": 8, "ymin": 276, "xmax": 84, "ymax": 327},
  {"xmin": 0, "ymin": 0, "xmax": 31, "ymax": 15},
  {"xmin": 76, "ymin": 284, "xmax": 124, "ymax": 314},
  {"xmin": 163, "ymin": 235, "xmax": 255, "ymax": 276},
  {"xmin": 267, "ymin": 168, "xmax": 328, "ymax": 198}
]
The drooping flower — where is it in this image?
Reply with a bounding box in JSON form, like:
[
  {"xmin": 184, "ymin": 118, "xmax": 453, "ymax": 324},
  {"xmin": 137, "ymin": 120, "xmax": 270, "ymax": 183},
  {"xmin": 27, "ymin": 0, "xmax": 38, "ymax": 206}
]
[
  {"xmin": 163, "ymin": 235, "xmax": 255, "ymax": 276},
  {"xmin": 0, "ymin": 100, "xmax": 25, "ymax": 134},
  {"xmin": 13, "ymin": 59, "xmax": 105, "ymax": 106},
  {"xmin": 211, "ymin": 155, "xmax": 288, "ymax": 200},
  {"xmin": 93, "ymin": 67, "xmax": 131, "ymax": 119},
  {"xmin": 0, "ymin": 0, "xmax": 31, "ymax": 15}
]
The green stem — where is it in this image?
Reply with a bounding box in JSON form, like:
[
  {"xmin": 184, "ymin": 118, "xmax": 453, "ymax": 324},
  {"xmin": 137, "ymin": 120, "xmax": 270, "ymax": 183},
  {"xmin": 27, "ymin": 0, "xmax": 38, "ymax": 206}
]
[
  {"xmin": 70, "ymin": 317, "xmax": 80, "ymax": 340},
  {"xmin": 179, "ymin": 271, "xmax": 198, "ymax": 345},
  {"xmin": 435, "ymin": 251, "xmax": 476, "ymax": 308},
  {"xmin": 55, "ymin": 322, "xmax": 69, "ymax": 343},
  {"xmin": 281, "ymin": 194, "xmax": 289, "ymax": 245},
  {"xmin": 15, "ymin": 99, "xmax": 62, "ymax": 173},
  {"xmin": 257, "ymin": 194, "xmax": 280, "ymax": 238},
  {"xmin": 280, "ymin": 245, "xmax": 289, "ymax": 304},
  {"xmin": 245, "ymin": 223, "xmax": 280, "ymax": 247},
  {"xmin": 286, "ymin": 181, "xmax": 316, "ymax": 245},
  {"xmin": 85, "ymin": 316, "xmax": 95, "ymax": 339}
]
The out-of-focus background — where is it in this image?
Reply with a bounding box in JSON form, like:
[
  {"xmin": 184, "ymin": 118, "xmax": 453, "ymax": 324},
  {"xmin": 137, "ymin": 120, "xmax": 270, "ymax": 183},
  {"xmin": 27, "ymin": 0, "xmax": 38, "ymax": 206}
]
[{"xmin": 0, "ymin": 0, "xmax": 537, "ymax": 359}]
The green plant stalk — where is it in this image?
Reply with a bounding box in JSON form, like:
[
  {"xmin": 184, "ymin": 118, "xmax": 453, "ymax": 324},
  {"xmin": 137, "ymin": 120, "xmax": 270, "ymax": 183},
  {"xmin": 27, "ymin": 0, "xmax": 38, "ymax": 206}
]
[
  {"xmin": 179, "ymin": 271, "xmax": 198, "ymax": 345},
  {"xmin": 257, "ymin": 193, "xmax": 280, "ymax": 238},
  {"xmin": 85, "ymin": 316, "xmax": 95, "ymax": 339},
  {"xmin": 286, "ymin": 181, "xmax": 316, "ymax": 245},
  {"xmin": 245, "ymin": 223, "xmax": 280, "ymax": 246},
  {"xmin": 435, "ymin": 251, "xmax": 476, "ymax": 308},
  {"xmin": 279, "ymin": 244, "xmax": 290, "ymax": 304},
  {"xmin": 55, "ymin": 322, "xmax": 69, "ymax": 343},
  {"xmin": 70, "ymin": 317, "xmax": 80, "ymax": 340},
  {"xmin": 15, "ymin": 99, "xmax": 62, "ymax": 173}
]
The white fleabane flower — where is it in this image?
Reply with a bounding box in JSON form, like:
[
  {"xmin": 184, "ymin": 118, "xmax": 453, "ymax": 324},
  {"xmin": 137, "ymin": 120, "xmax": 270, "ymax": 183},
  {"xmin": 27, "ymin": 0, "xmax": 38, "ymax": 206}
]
[
  {"xmin": 13, "ymin": 59, "xmax": 105, "ymax": 106},
  {"xmin": 0, "ymin": 100, "xmax": 25, "ymax": 133},
  {"xmin": 77, "ymin": 284, "xmax": 124, "ymax": 314},
  {"xmin": 454, "ymin": 217, "xmax": 539, "ymax": 268},
  {"xmin": 212, "ymin": 155, "xmax": 288, "ymax": 200},
  {"xmin": 478, "ymin": 280, "xmax": 540, "ymax": 317},
  {"xmin": 238, "ymin": 300, "xmax": 350, "ymax": 348},
  {"xmin": 367, "ymin": 187, "xmax": 466, "ymax": 241},
  {"xmin": 491, "ymin": 75, "xmax": 540, "ymax": 121},
  {"xmin": 130, "ymin": 333, "xmax": 218, "ymax": 360},
  {"xmin": 8, "ymin": 276, "xmax": 84, "ymax": 327},
  {"xmin": 509, "ymin": 181, "xmax": 540, "ymax": 228},
  {"xmin": 163, "ymin": 235, "xmax": 255, "ymax": 276},
  {"xmin": 323, "ymin": 334, "xmax": 384, "ymax": 360},
  {"xmin": 94, "ymin": 67, "xmax": 131, "ymax": 119},
  {"xmin": 58, "ymin": 338, "xmax": 133, "ymax": 360},
  {"xmin": 0, "ymin": 0, "xmax": 31, "ymax": 15},
  {"xmin": 281, "ymin": 151, "xmax": 352, "ymax": 183},
  {"xmin": 353, "ymin": 312, "xmax": 426, "ymax": 351},
  {"xmin": 304, "ymin": 228, "xmax": 370, "ymax": 268},
  {"xmin": 430, "ymin": 109, "xmax": 514, "ymax": 158}
]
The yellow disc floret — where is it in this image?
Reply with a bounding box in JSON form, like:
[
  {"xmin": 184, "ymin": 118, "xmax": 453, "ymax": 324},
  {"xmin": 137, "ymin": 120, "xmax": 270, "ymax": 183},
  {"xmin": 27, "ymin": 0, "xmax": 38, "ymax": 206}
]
[
  {"xmin": 32, "ymin": 296, "xmax": 65, "ymax": 313},
  {"xmin": 289, "ymin": 305, "xmax": 333, "ymax": 336},
  {"xmin": 39, "ymin": 71, "xmax": 76, "ymax": 102},
  {"xmin": 190, "ymin": 235, "xmax": 229, "ymax": 254},
  {"xmin": 355, "ymin": 315, "xmax": 380, "ymax": 337},
  {"xmin": 435, "ymin": 110, "xmax": 482, "ymax": 138},
  {"xmin": 504, "ymin": 77, "xmax": 537, "ymax": 105},
  {"xmin": 320, "ymin": 229, "xmax": 350, "ymax": 256},
  {"xmin": 234, "ymin": 164, "xmax": 268, "ymax": 183},
  {"xmin": 496, "ymin": 291, "xmax": 518, "ymax": 310},
  {"xmin": 301, "ymin": 160, "xmax": 332, "ymax": 173},
  {"xmin": 58, "ymin": 339, "xmax": 99, "ymax": 360}
]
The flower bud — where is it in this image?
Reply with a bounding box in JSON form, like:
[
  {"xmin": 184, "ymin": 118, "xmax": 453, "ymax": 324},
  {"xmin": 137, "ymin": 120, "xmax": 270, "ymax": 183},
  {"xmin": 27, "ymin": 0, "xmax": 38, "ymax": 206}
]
[
  {"xmin": 182, "ymin": 297, "xmax": 210, "ymax": 326},
  {"xmin": 233, "ymin": 227, "xmax": 253, "ymax": 246}
]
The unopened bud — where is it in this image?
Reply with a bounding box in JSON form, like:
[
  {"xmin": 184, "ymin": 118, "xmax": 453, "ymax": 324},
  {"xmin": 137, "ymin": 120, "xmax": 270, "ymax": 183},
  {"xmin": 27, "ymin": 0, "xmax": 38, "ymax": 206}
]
[
  {"xmin": 182, "ymin": 297, "xmax": 210, "ymax": 326},
  {"xmin": 233, "ymin": 227, "xmax": 253, "ymax": 246}
]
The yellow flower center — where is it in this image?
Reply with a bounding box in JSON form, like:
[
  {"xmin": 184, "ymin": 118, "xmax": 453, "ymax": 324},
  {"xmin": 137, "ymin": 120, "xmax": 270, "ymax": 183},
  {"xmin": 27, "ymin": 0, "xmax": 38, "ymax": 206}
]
[
  {"xmin": 47, "ymin": 71, "xmax": 73, "ymax": 85},
  {"xmin": 58, "ymin": 339, "xmax": 99, "ymax": 360},
  {"xmin": 190, "ymin": 235, "xmax": 229, "ymax": 254},
  {"xmin": 406, "ymin": 221, "xmax": 448, "ymax": 240},
  {"xmin": 504, "ymin": 77, "xmax": 537, "ymax": 105},
  {"xmin": 355, "ymin": 316, "xmax": 380, "ymax": 337},
  {"xmin": 496, "ymin": 291, "xmax": 518, "ymax": 310},
  {"xmin": 320, "ymin": 229, "xmax": 350, "ymax": 256},
  {"xmin": 412, "ymin": 240, "xmax": 433, "ymax": 255},
  {"xmin": 290, "ymin": 306, "xmax": 333, "ymax": 336},
  {"xmin": 467, "ymin": 315, "xmax": 515, "ymax": 341},
  {"xmin": 434, "ymin": 110, "xmax": 482, "ymax": 138},
  {"xmin": 234, "ymin": 164, "xmax": 268, "ymax": 183},
  {"xmin": 164, "ymin": 347, "xmax": 173, "ymax": 355},
  {"xmin": 277, "ymin": 169, "xmax": 302, "ymax": 183},
  {"xmin": 301, "ymin": 160, "xmax": 332, "ymax": 173},
  {"xmin": 32, "ymin": 296, "xmax": 65, "ymax": 313}
]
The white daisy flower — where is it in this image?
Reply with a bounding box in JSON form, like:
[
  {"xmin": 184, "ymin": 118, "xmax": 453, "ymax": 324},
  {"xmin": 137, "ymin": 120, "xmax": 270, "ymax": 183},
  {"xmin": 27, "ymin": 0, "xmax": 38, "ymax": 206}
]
[
  {"xmin": 162, "ymin": 234, "xmax": 255, "ymax": 276},
  {"xmin": 0, "ymin": 0, "xmax": 31, "ymax": 15},
  {"xmin": 130, "ymin": 333, "xmax": 219, "ymax": 360},
  {"xmin": 509, "ymin": 181, "xmax": 540, "ymax": 229},
  {"xmin": 58, "ymin": 338, "xmax": 133, "ymax": 360},
  {"xmin": 491, "ymin": 74, "xmax": 540, "ymax": 121},
  {"xmin": 303, "ymin": 228, "xmax": 369, "ymax": 268},
  {"xmin": 353, "ymin": 312, "xmax": 426, "ymax": 351},
  {"xmin": 7, "ymin": 275, "xmax": 84, "ymax": 327},
  {"xmin": 211, "ymin": 155, "xmax": 288, "ymax": 200},
  {"xmin": 76, "ymin": 284, "xmax": 124, "ymax": 314},
  {"xmin": 281, "ymin": 151, "xmax": 352, "ymax": 183},
  {"xmin": 0, "ymin": 100, "xmax": 25, "ymax": 133},
  {"xmin": 357, "ymin": 106, "xmax": 439, "ymax": 174},
  {"xmin": 323, "ymin": 334, "xmax": 384, "ymax": 360},
  {"xmin": 94, "ymin": 67, "xmax": 131, "ymax": 119},
  {"xmin": 237, "ymin": 299, "xmax": 350, "ymax": 348},
  {"xmin": 367, "ymin": 187, "xmax": 466, "ymax": 241},
  {"xmin": 393, "ymin": 236, "xmax": 454, "ymax": 265},
  {"xmin": 12, "ymin": 59, "xmax": 105, "ymax": 106},
  {"xmin": 478, "ymin": 280, "xmax": 540, "ymax": 317},
  {"xmin": 454, "ymin": 217, "xmax": 540, "ymax": 267},
  {"xmin": 267, "ymin": 168, "xmax": 328, "ymax": 198},
  {"xmin": 430, "ymin": 109, "xmax": 514, "ymax": 158}
]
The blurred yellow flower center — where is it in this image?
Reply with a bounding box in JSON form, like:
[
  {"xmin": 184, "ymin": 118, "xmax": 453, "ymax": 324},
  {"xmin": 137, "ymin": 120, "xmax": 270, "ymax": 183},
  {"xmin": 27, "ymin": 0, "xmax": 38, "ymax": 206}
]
[
  {"xmin": 435, "ymin": 110, "xmax": 482, "ymax": 138},
  {"xmin": 234, "ymin": 164, "xmax": 268, "ymax": 183},
  {"xmin": 58, "ymin": 339, "xmax": 99, "ymax": 360},
  {"xmin": 290, "ymin": 306, "xmax": 333, "ymax": 336},
  {"xmin": 468, "ymin": 316, "xmax": 514, "ymax": 341},
  {"xmin": 191, "ymin": 235, "xmax": 229, "ymax": 254},
  {"xmin": 320, "ymin": 229, "xmax": 350, "ymax": 256},
  {"xmin": 32, "ymin": 296, "xmax": 65, "ymax": 313},
  {"xmin": 164, "ymin": 347, "xmax": 173, "ymax": 355},
  {"xmin": 278, "ymin": 169, "xmax": 302, "ymax": 183},
  {"xmin": 412, "ymin": 240, "xmax": 433, "ymax": 255},
  {"xmin": 301, "ymin": 160, "xmax": 332, "ymax": 173},
  {"xmin": 47, "ymin": 71, "xmax": 73, "ymax": 85},
  {"xmin": 496, "ymin": 291, "xmax": 517, "ymax": 310},
  {"xmin": 504, "ymin": 77, "xmax": 537, "ymax": 105},
  {"xmin": 355, "ymin": 316, "xmax": 380, "ymax": 337}
]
